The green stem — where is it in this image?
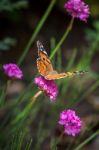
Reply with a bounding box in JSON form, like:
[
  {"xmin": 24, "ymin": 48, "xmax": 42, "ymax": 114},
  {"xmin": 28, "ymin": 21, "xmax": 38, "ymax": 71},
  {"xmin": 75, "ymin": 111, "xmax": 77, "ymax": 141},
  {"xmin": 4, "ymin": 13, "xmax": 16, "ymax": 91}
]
[
  {"xmin": 57, "ymin": 131, "xmax": 64, "ymax": 144},
  {"xmin": 18, "ymin": 0, "xmax": 56, "ymax": 65},
  {"xmin": 74, "ymin": 129, "xmax": 99, "ymax": 150},
  {"xmin": 0, "ymin": 79, "xmax": 34, "ymax": 111},
  {"xmin": 52, "ymin": 130, "xmax": 64, "ymax": 149},
  {"xmin": 50, "ymin": 17, "xmax": 74, "ymax": 59},
  {"xmin": 0, "ymin": 80, "xmax": 11, "ymax": 106},
  {"xmin": 11, "ymin": 90, "xmax": 42, "ymax": 125},
  {"xmin": 25, "ymin": 139, "xmax": 32, "ymax": 150}
]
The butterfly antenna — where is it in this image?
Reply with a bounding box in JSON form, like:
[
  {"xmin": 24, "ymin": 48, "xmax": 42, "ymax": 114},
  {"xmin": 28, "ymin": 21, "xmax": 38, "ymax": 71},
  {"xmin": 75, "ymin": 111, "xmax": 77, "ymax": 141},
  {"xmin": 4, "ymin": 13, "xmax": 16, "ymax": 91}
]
[
  {"xmin": 73, "ymin": 70, "xmax": 88, "ymax": 75},
  {"xmin": 64, "ymin": 70, "xmax": 88, "ymax": 78}
]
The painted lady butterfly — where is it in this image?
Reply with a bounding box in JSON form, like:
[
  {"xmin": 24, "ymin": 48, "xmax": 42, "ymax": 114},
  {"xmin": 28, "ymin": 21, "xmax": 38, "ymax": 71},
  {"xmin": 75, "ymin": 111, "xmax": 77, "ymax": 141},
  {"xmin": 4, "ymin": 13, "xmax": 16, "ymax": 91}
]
[{"xmin": 37, "ymin": 41, "xmax": 87, "ymax": 80}]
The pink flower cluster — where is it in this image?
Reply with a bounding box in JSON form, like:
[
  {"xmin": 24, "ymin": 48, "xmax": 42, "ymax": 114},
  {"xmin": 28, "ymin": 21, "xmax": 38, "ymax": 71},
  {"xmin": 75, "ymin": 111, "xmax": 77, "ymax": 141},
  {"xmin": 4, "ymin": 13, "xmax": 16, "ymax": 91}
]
[
  {"xmin": 3, "ymin": 63, "xmax": 23, "ymax": 79},
  {"xmin": 59, "ymin": 109, "xmax": 82, "ymax": 136},
  {"xmin": 34, "ymin": 76, "xmax": 58, "ymax": 102},
  {"xmin": 64, "ymin": 0, "xmax": 90, "ymax": 22}
]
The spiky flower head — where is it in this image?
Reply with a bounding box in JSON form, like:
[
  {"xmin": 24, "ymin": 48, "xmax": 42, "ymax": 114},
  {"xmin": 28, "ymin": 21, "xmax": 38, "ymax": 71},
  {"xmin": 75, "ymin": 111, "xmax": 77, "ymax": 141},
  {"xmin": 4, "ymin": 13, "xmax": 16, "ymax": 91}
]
[
  {"xmin": 3, "ymin": 63, "xmax": 23, "ymax": 79},
  {"xmin": 64, "ymin": 0, "xmax": 90, "ymax": 22},
  {"xmin": 34, "ymin": 76, "xmax": 58, "ymax": 102},
  {"xmin": 59, "ymin": 109, "xmax": 82, "ymax": 136}
]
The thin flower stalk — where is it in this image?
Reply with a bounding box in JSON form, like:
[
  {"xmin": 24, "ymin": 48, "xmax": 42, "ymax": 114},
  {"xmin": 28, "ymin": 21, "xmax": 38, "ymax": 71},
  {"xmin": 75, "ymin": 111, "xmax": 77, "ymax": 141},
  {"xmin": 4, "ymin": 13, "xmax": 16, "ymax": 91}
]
[
  {"xmin": 74, "ymin": 129, "xmax": 99, "ymax": 150},
  {"xmin": 0, "ymin": 80, "xmax": 11, "ymax": 106},
  {"xmin": 31, "ymin": 90, "xmax": 42, "ymax": 103},
  {"xmin": 50, "ymin": 17, "xmax": 74, "ymax": 59}
]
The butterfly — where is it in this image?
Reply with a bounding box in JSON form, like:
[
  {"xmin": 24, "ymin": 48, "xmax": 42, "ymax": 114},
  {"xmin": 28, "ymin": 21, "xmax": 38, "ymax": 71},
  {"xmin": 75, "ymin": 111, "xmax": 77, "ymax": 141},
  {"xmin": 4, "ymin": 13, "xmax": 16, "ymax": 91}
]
[{"xmin": 36, "ymin": 40, "xmax": 87, "ymax": 80}]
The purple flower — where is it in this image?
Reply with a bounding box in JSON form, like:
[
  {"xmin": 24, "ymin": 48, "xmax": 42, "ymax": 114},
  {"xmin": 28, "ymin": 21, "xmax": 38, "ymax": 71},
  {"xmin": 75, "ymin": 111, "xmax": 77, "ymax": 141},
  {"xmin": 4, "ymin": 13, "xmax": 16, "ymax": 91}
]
[
  {"xmin": 34, "ymin": 76, "xmax": 58, "ymax": 102},
  {"xmin": 64, "ymin": 0, "xmax": 90, "ymax": 22},
  {"xmin": 3, "ymin": 63, "xmax": 23, "ymax": 79},
  {"xmin": 59, "ymin": 109, "xmax": 82, "ymax": 136}
]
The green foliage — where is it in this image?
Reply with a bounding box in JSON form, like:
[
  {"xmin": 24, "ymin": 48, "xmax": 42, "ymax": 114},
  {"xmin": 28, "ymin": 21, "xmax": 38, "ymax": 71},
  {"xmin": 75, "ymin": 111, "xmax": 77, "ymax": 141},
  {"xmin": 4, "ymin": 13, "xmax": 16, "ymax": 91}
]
[
  {"xmin": 0, "ymin": 37, "xmax": 16, "ymax": 51},
  {"xmin": 0, "ymin": 0, "xmax": 28, "ymax": 12},
  {"xmin": 86, "ymin": 21, "xmax": 99, "ymax": 42}
]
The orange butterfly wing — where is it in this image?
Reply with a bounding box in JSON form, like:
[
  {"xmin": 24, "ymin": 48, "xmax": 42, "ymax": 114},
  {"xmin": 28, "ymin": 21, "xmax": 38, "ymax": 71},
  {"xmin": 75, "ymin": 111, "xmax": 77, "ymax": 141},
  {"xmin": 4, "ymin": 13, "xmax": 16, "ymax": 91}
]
[
  {"xmin": 45, "ymin": 71, "xmax": 86, "ymax": 80},
  {"xmin": 37, "ymin": 41, "xmax": 54, "ymax": 77},
  {"xmin": 37, "ymin": 58, "xmax": 47, "ymax": 76}
]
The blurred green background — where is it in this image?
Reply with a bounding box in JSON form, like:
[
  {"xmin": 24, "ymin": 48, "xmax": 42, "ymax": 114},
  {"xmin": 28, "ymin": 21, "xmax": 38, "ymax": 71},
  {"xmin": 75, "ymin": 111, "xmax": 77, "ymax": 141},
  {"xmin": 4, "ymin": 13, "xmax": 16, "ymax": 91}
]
[{"xmin": 0, "ymin": 0, "xmax": 99, "ymax": 150}]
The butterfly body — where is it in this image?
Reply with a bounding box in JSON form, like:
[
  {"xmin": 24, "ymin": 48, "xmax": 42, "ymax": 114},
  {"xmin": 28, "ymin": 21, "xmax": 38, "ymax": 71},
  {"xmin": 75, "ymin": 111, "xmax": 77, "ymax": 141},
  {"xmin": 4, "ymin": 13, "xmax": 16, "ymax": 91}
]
[{"xmin": 37, "ymin": 41, "xmax": 87, "ymax": 80}]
